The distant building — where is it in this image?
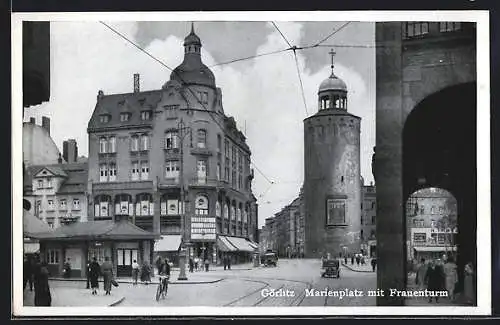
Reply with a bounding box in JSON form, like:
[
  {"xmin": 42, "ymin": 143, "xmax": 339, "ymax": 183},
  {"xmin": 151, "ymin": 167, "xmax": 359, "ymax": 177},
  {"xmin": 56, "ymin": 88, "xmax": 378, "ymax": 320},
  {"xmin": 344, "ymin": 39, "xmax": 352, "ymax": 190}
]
[
  {"xmin": 63, "ymin": 139, "xmax": 78, "ymax": 164},
  {"xmin": 24, "ymin": 162, "xmax": 89, "ymax": 229},
  {"xmin": 303, "ymin": 52, "xmax": 362, "ymax": 258},
  {"xmin": 23, "ymin": 117, "xmax": 63, "ymax": 167},
  {"xmin": 361, "ymin": 182, "xmax": 376, "ymax": 257}
]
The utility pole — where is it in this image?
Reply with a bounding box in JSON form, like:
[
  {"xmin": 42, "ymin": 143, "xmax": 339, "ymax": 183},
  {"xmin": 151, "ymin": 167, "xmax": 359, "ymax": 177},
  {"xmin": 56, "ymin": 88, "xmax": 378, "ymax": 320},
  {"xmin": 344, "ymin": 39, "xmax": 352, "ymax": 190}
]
[{"xmin": 177, "ymin": 118, "xmax": 192, "ymax": 281}]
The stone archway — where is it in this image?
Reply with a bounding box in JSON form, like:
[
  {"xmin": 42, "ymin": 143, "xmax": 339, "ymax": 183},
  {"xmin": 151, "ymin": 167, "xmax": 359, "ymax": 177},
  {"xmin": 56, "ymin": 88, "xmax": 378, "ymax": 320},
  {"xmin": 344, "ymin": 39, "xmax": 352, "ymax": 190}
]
[{"xmin": 402, "ymin": 82, "xmax": 476, "ymax": 300}]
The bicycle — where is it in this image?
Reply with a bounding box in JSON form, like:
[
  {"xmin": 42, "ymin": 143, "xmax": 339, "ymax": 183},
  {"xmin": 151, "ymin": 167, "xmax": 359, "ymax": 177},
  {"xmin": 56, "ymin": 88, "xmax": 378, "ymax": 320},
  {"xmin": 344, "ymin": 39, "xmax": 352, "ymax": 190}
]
[{"xmin": 155, "ymin": 274, "xmax": 169, "ymax": 301}]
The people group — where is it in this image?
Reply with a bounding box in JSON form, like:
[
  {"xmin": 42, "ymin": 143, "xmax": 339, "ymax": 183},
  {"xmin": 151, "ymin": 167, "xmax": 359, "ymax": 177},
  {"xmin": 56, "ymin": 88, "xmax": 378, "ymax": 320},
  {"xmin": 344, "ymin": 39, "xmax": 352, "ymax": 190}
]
[
  {"xmin": 414, "ymin": 254, "xmax": 475, "ymax": 305},
  {"xmin": 23, "ymin": 253, "xmax": 51, "ymax": 306}
]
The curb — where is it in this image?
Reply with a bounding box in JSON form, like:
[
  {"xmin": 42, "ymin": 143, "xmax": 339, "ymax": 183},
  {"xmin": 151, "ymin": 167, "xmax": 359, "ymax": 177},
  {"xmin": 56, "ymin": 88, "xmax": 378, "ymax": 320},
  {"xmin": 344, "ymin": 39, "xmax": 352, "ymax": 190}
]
[
  {"xmin": 341, "ymin": 262, "xmax": 375, "ymax": 273},
  {"xmin": 109, "ymin": 296, "xmax": 125, "ymax": 307},
  {"xmin": 49, "ymin": 277, "xmax": 224, "ymax": 285}
]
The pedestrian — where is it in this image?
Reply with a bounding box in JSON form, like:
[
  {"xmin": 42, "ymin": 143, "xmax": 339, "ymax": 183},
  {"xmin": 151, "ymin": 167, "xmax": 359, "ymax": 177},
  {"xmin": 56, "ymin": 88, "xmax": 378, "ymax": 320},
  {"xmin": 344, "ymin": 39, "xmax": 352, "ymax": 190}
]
[
  {"xmin": 204, "ymin": 257, "xmax": 210, "ymax": 272},
  {"xmin": 356, "ymin": 254, "xmax": 361, "ymax": 266},
  {"xmin": 351, "ymin": 255, "xmax": 354, "ymax": 265},
  {"xmin": 361, "ymin": 256, "xmax": 365, "ymax": 265},
  {"xmin": 344, "ymin": 256, "xmax": 348, "ymax": 265},
  {"xmin": 415, "ymin": 258, "xmax": 427, "ymax": 290},
  {"xmin": 463, "ymin": 262, "xmax": 475, "ymax": 305},
  {"xmin": 425, "ymin": 259, "xmax": 445, "ymax": 303},
  {"xmin": 371, "ymin": 257, "xmax": 377, "ymax": 272},
  {"xmin": 63, "ymin": 258, "xmax": 72, "ymax": 279},
  {"xmin": 443, "ymin": 256, "xmax": 458, "ymax": 300},
  {"xmin": 227, "ymin": 255, "xmax": 231, "ymax": 270},
  {"xmin": 23, "ymin": 255, "xmax": 34, "ymax": 291},
  {"xmin": 86, "ymin": 261, "xmax": 91, "ymax": 289},
  {"xmin": 140, "ymin": 260, "xmax": 152, "ymax": 285},
  {"xmin": 155, "ymin": 256, "xmax": 163, "ymax": 278},
  {"xmin": 101, "ymin": 256, "xmax": 113, "ymax": 295},
  {"xmin": 33, "ymin": 256, "xmax": 51, "ymax": 306},
  {"xmin": 194, "ymin": 256, "xmax": 199, "ymax": 271},
  {"xmin": 189, "ymin": 257, "xmax": 194, "ymax": 273},
  {"xmin": 132, "ymin": 259, "xmax": 140, "ymax": 285},
  {"xmin": 223, "ymin": 255, "xmax": 227, "ymax": 270},
  {"xmin": 89, "ymin": 257, "xmax": 101, "ymax": 295}
]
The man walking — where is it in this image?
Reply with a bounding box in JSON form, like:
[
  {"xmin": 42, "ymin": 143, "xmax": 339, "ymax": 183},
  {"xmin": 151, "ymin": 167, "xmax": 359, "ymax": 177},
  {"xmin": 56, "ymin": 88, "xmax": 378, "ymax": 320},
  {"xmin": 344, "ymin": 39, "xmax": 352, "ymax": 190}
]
[
  {"xmin": 132, "ymin": 259, "xmax": 140, "ymax": 285},
  {"xmin": 23, "ymin": 255, "xmax": 34, "ymax": 291}
]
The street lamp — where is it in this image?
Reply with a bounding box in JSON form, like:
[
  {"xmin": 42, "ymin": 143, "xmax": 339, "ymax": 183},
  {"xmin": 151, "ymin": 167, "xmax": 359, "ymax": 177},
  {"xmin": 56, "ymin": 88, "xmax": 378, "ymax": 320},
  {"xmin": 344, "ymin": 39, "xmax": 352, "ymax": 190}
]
[{"xmin": 177, "ymin": 118, "xmax": 192, "ymax": 281}]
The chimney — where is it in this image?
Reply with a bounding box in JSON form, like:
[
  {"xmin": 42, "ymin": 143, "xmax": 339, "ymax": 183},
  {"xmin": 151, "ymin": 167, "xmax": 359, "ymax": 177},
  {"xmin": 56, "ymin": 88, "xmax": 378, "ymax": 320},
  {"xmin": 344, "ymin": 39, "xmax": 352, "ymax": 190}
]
[
  {"xmin": 63, "ymin": 139, "xmax": 78, "ymax": 163},
  {"xmin": 29, "ymin": 117, "xmax": 36, "ymax": 124},
  {"xmin": 134, "ymin": 73, "xmax": 140, "ymax": 93},
  {"xmin": 41, "ymin": 116, "xmax": 50, "ymax": 135}
]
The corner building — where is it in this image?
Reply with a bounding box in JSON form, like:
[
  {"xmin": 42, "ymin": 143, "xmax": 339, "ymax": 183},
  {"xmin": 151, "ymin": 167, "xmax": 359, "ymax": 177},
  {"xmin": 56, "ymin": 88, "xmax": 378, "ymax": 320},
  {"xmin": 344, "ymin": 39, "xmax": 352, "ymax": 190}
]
[
  {"xmin": 87, "ymin": 25, "xmax": 258, "ymax": 266},
  {"xmin": 303, "ymin": 63, "xmax": 362, "ymax": 258}
]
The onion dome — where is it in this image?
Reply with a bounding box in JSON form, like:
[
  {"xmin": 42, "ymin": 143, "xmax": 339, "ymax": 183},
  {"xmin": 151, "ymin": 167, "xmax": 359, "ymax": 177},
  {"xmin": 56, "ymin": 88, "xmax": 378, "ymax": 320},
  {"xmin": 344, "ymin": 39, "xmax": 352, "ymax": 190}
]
[
  {"xmin": 318, "ymin": 72, "xmax": 347, "ymax": 93},
  {"xmin": 169, "ymin": 23, "xmax": 216, "ymax": 88}
]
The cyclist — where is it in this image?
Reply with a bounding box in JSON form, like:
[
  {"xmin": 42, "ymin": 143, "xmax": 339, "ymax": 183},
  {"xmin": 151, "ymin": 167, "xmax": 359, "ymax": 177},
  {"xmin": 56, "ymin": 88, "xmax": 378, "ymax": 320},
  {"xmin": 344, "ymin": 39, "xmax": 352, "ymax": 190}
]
[{"xmin": 158, "ymin": 258, "xmax": 171, "ymax": 296}]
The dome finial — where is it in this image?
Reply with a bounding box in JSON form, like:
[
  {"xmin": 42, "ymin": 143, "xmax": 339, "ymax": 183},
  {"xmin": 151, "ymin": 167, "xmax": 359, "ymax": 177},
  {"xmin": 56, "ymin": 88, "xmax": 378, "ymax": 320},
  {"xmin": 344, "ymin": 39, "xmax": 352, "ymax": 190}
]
[
  {"xmin": 328, "ymin": 48, "xmax": 336, "ymax": 76},
  {"xmin": 191, "ymin": 21, "xmax": 195, "ymax": 34}
]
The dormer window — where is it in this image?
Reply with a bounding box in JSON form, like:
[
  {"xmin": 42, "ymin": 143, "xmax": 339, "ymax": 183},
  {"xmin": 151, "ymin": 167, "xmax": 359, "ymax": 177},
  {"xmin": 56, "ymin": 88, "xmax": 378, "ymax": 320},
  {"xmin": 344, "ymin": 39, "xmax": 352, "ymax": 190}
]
[
  {"xmin": 141, "ymin": 110, "xmax": 151, "ymax": 121},
  {"xmin": 99, "ymin": 114, "xmax": 110, "ymax": 123},
  {"xmin": 198, "ymin": 91, "xmax": 208, "ymax": 105},
  {"xmin": 120, "ymin": 113, "xmax": 130, "ymax": 122}
]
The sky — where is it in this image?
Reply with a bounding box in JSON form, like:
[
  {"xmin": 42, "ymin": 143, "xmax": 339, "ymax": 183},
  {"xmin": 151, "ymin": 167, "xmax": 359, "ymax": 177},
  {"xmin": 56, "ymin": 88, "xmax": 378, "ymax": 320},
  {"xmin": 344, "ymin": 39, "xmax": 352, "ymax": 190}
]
[{"xmin": 23, "ymin": 20, "xmax": 376, "ymax": 229}]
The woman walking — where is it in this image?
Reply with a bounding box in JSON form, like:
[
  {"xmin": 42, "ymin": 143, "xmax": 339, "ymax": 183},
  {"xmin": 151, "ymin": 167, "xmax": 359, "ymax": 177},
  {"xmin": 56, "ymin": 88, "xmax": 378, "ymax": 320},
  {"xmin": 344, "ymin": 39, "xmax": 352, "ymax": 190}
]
[
  {"xmin": 101, "ymin": 256, "xmax": 113, "ymax": 295},
  {"xmin": 443, "ymin": 256, "xmax": 458, "ymax": 300},
  {"xmin": 88, "ymin": 257, "xmax": 101, "ymax": 295},
  {"xmin": 140, "ymin": 260, "xmax": 152, "ymax": 285},
  {"xmin": 33, "ymin": 258, "xmax": 52, "ymax": 306}
]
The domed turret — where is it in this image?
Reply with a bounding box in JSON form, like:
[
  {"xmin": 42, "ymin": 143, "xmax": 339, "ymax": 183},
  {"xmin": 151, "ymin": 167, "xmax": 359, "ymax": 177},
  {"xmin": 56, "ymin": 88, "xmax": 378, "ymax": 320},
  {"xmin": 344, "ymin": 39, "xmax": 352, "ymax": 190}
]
[
  {"xmin": 170, "ymin": 23, "xmax": 216, "ymax": 88},
  {"xmin": 317, "ymin": 49, "xmax": 348, "ymax": 111}
]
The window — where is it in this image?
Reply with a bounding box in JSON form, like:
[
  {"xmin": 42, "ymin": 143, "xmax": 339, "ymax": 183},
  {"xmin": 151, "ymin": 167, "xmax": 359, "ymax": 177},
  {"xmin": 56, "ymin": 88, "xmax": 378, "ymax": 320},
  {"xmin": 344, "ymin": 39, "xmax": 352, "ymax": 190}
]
[
  {"xmin": 136, "ymin": 194, "xmax": 154, "ymax": 216},
  {"xmin": 224, "ymin": 165, "xmax": 229, "ymax": 182},
  {"xmin": 224, "ymin": 204, "xmax": 229, "ymax": 219},
  {"xmin": 231, "ymin": 206, "xmax": 236, "ymax": 220},
  {"xmin": 371, "ymin": 215, "xmax": 376, "ymax": 225},
  {"xmin": 165, "ymin": 131, "xmax": 179, "ymax": 149},
  {"xmin": 431, "ymin": 220, "xmax": 436, "ymax": 228},
  {"xmin": 198, "ymin": 91, "xmax": 208, "ymax": 104},
  {"xmin": 165, "ymin": 160, "xmax": 180, "ymax": 179},
  {"xmin": 47, "ymin": 200, "xmax": 54, "ymax": 210},
  {"xmin": 140, "ymin": 134, "xmax": 149, "ymax": 151},
  {"xmin": 109, "ymin": 163, "xmax": 117, "ymax": 181},
  {"xmin": 371, "ymin": 202, "xmax": 375, "ymax": 209},
  {"xmin": 404, "ymin": 22, "xmax": 429, "ymax": 38},
  {"xmin": 217, "ymin": 134, "xmax": 221, "ymax": 152},
  {"xmin": 46, "ymin": 249, "xmax": 60, "ymax": 264},
  {"xmin": 73, "ymin": 199, "xmax": 80, "ymax": 210},
  {"xmin": 131, "ymin": 162, "xmax": 140, "ymax": 181},
  {"xmin": 224, "ymin": 140, "xmax": 230, "ymax": 158},
  {"xmin": 99, "ymin": 164, "xmax": 108, "ymax": 182},
  {"xmin": 46, "ymin": 177, "xmax": 52, "ymax": 188},
  {"xmin": 439, "ymin": 22, "xmax": 461, "ymax": 32},
  {"xmin": 37, "ymin": 179, "xmax": 43, "ymax": 189},
  {"xmin": 413, "ymin": 233, "xmax": 426, "ymax": 243},
  {"xmin": 115, "ymin": 194, "xmax": 133, "ymax": 216},
  {"xmin": 216, "ymin": 163, "xmax": 221, "ymax": 181},
  {"xmin": 131, "ymin": 136, "xmax": 139, "ymax": 152},
  {"xmin": 59, "ymin": 199, "xmax": 67, "ymax": 210},
  {"xmin": 326, "ymin": 199, "xmax": 346, "ymax": 225},
  {"xmin": 165, "ymin": 199, "xmax": 180, "ymax": 215},
  {"xmin": 99, "ymin": 138, "xmax": 107, "ymax": 154},
  {"xmin": 99, "ymin": 115, "xmax": 110, "ymax": 123},
  {"xmin": 197, "ymin": 129, "xmax": 207, "ymax": 148},
  {"xmin": 109, "ymin": 136, "xmax": 116, "ymax": 153},
  {"xmin": 370, "ymin": 230, "xmax": 375, "ymax": 238},
  {"xmin": 195, "ymin": 195, "xmax": 209, "ymax": 215},
  {"xmin": 164, "ymin": 105, "xmax": 179, "ymax": 119},
  {"xmin": 231, "ymin": 170, "xmax": 236, "ymax": 187},
  {"xmin": 120, "ymin": 113, "xmax": 130, "ymax": 122},
  {"xmin": 94, "ymin": 195, "xmax": 110, "ymax": 217},
  {"xmin": 141, "ymin": 111, "xmax": 151, "ymax": 120},
  {"xmin": 141, "ymin": 161, "xmax": 149, "ymax": 180},
  {"xmin": 197, "ymin": 159, "xmax": 207, "ymax": 184},
  {"xmin": 238, "ymin": 174, "xmax": 242, "ymax": 189},
  {"xmin": 431, "ymin": 206, "xmax": 436, "ymax": 214},
  {"xmin": 216, "ymin": 201, "xmax": 221, "ymax": 217}
]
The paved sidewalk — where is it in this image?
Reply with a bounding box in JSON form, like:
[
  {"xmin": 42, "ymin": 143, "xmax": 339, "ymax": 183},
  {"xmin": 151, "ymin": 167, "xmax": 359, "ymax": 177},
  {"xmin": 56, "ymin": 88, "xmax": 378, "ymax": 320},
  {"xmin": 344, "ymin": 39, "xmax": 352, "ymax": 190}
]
[{"xmin": 23, "ymin": 282, "xmax": 125, "ymax": 307}]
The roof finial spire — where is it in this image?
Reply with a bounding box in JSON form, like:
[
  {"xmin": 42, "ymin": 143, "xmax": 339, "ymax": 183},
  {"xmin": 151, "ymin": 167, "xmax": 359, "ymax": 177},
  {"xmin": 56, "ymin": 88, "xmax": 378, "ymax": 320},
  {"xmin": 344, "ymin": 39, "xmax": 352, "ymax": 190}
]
[
  {"xmin": 191, "ymin": 21, "xmax": 195, "ymax": 34},
  {"xmin": 328, "ymin": 48, "xmax": 336, "ymax": 75}
]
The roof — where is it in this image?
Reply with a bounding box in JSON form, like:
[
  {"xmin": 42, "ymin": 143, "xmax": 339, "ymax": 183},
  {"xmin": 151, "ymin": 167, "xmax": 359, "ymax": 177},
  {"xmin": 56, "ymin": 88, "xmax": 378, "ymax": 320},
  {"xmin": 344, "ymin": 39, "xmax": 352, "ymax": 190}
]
[
  {"xmin": 87, "ymin": 90, "xmax": 162, "ymax": 131},
  {"xmin": 30, "ymin": 220, "xmax": 159, "ymax": 241},
  {"xmin": 33, "ymin": 165, "xmax": 68, "ymax": 178},
  {"xmin": 318, "ymin": 72, "xmax": 347, "ymax": 93},
  {"xmin": 24, "ymin": 209, "xmax": 52, "ymax": 237},
  {"xmin": 24, "ymin": 162, "xmax": 88, "ymax": 194}
]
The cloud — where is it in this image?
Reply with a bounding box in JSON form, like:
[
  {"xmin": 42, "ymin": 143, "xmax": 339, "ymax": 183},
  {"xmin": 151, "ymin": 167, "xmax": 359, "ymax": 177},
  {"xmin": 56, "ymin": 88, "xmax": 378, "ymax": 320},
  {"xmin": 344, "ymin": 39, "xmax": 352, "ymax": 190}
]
[{"xmin": 23, "ymin": 21, "xmax": 375, "ymax": 228}]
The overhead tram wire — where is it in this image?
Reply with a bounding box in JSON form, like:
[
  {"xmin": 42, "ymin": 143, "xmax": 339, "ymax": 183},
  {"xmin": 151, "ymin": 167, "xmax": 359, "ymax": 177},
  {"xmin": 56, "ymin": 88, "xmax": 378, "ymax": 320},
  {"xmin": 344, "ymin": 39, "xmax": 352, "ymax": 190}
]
[
  {"xmin": 310, "ymin": 21, "xmax": 351, "ymax": 48},
  {"xmin": 293, "ymin": 50, "xmax": 309, "ymax": 117},
  {"xmin": 99, "ymin": 21, "xmax": 275, "ymax": 187},
  {"xmin": 208, "ymin": 48, "xmax": 290, "ymax": 68},
  {"xmin": 272, "ymin": 21, "xmax": 293, "ymax": 49}
]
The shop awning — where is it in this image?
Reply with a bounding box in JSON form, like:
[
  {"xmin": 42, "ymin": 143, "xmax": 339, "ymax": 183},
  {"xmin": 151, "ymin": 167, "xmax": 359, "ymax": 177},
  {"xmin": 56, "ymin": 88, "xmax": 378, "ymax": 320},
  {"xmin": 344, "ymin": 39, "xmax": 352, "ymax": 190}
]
[
  {"xmin": 413, "ymin": 246, "xmax": 457, "ymax": 252},
  {"xmin": 154, "ymin": 235, "xmax": 181, "ymax": 252},
  {"xmin": 217, "ymin": 236, "xmax": 238, "ymax": 252},
  {"xmin": 225, "ymin": 236, "xmax": 256, "ymax": 252},
  {"xmin": 247, "ymin": 240, "xmax": 259, "ymax": 249},
  {"xmin": 24, "ymin": 242, "xmax": 40, "ymax": 254}
]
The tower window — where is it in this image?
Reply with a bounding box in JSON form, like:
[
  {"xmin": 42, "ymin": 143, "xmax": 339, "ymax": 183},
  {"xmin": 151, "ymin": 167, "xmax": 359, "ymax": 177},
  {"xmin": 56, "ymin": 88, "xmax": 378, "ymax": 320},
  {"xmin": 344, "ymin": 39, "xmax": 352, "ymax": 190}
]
[{"xmin": 326, "ymin": 198, "xmax": 346, "ymax": 225}]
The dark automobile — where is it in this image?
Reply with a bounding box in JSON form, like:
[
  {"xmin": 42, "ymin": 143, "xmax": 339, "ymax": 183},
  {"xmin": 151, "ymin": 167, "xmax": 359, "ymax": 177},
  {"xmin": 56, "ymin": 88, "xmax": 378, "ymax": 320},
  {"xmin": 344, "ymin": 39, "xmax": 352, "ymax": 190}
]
[
  {"xmin": 321, "ymin": 259, "xmax": 340, "ymax": 278},
  {"xmin": 262, "ymin": 252, "xmax": 278, "ymax": 267}
]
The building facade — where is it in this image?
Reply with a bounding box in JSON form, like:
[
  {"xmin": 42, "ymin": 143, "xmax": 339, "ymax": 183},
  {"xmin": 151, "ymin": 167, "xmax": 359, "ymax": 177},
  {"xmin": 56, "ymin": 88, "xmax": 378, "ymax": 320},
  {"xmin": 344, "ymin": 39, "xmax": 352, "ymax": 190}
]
[
  {"xmin": 24, "ymin": 162, "xmax": 89, "ymax": 229},
  {"xmin": 375, "ymin": 22, "xmax": 476, "ymax": 305},
  {"xmin": 87, "ymin": 25, "xmax": 258, "ymax": 266},
  {"xmin": 303, "ymin": 55, "xmax": 362, "ymax": 258},
  {"xmin": 361, "ymin": 182, "xmax": 376, "ymax": 257}
]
